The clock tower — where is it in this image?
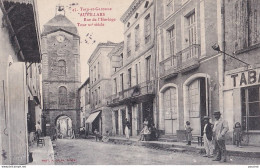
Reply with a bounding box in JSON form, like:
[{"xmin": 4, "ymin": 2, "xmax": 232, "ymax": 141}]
[{"xmin": 41, "ymin": 8, "xmax": 81, "ymax": 136}]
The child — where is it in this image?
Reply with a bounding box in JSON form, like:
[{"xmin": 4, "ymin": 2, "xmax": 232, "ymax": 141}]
[
  {"xmin": 233, "ymin": 122, "xmax": 242, "ymax": 147},
  {"xmin": 102, "ymin": 131, "xmax": 110, "ymax": 142},
  {"xmin": 185, "ymin": 121, "xmax": 193, "ymax": 145},
  {"xmin": 94, "ymin": 129, "xmax": 102, "ymax": 142}
]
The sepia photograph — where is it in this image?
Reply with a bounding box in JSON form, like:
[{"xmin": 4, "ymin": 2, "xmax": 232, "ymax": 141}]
[{"xmin": 0, "ymin": 0, "xmax": 260, "ymax": 166}]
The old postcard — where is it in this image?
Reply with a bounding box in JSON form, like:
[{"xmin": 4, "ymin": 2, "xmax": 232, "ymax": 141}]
[{"xmin": 0, "ymin": 0, "xmax": 260, "ymax": 166}]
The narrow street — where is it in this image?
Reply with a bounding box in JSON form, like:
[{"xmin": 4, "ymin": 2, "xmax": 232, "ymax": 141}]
[{"xmin": 54, "ymin": 139, "xmax": 260, "ymax": 165}]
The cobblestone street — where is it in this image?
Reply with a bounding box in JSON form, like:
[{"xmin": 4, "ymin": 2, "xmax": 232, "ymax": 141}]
[{"xmin": 53, "ymin": 139, "xmax": 260, "ymax": 165}]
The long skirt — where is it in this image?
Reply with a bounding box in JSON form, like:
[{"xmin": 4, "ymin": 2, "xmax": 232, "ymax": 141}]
[{"xmin": 125, "ymin": 127, "xmax": 129, "ymax": 139}]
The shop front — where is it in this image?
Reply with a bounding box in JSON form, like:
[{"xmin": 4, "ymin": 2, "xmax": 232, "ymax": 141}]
[{"xmin": 224, "ymin": 67, "xmax": 260, "ymax": 146}]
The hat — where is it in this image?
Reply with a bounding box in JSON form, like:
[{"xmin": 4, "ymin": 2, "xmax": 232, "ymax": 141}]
[
  {"xmin": 203, "ymin": 116, "xmax": 210, "ymax": 120},
  {"xmin": 213, "ymin": 111, "xmax": 221, "ymax": 115}
]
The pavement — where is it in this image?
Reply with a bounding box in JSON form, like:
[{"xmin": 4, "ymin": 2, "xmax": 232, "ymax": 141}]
[
  {"xmin": 26, "ymin": 135, "xmax": 260, "ymax": 165},
  {"xmin": 108, "ymin": 136, "xmax": 260, "ymax": 158},
  {"xmin": 27, "ymin": 136, "xmax": 55, "ymax": 165}
]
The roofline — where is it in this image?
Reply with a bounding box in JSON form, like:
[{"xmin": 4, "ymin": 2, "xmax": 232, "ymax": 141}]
[
  {"xmin": 120, "ymin": 0, "xmax": 145, "ymax": 23},
  {"xmin": 79, "ymin": 77, "xmax": 90, "ymax": 91},
  {"xmin": 41, "ymin": 28, "xmax": 80, "ymax": 38},
  {"xmin": 87, "ymin": 42, "xmax": 119, "ymax": 64}
]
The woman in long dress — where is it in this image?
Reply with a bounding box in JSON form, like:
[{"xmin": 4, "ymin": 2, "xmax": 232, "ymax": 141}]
[
  {"xmin": 125, "ymin": 118, "xmax": 130, "ymax": 139},
  {"xmin": 139, "ymin": 118, "xmax": 150, "ymax": 141}
]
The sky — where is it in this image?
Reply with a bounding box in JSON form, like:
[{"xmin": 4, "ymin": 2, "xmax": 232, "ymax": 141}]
[{"xmin": 36, "ymin": 0, "xmax": 133, "ymax": 84}]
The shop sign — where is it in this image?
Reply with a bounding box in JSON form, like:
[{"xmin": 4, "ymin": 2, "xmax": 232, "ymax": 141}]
[{"xmin": 230, "ymin": 69, "xmax": 260, "ymax": 87}]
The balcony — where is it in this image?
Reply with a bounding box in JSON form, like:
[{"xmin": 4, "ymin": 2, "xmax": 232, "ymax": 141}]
[
  {"xmin": 159, "ymin": 54, "xmax": 178, "ymax": 80},
  {"xmin": 179, "ymin": 44, "xmax": 201, "ymax": 73},
  {"xmin": 107, "ymin": 80, "xmax": 155, "ymax": 107}
]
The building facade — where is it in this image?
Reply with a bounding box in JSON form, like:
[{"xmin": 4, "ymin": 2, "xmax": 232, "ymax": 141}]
[
  {"xmin": 107, "ymin": 0, "xmax": 160, "ymax": 137},
  {"xmin": 222, "ymin": 0, "xmax": 260, "ymax": 146},
  {"xmin": 0, "ymin": 0, "xmax": 42, "ymax": 164},
  {"xmin": 157, "ymin": 0, "xmax": 221, "ymax": 139},
  {"xmin": 41, "ymin": 12, "xmax": 81, "ymax": 137},
  {"xmin": 87, "ymin": 42, "xmax": 118, "ymax": 134},
  {"xmin": 78, "ymin": 78, "xmax": 91, "ymax": 132}
]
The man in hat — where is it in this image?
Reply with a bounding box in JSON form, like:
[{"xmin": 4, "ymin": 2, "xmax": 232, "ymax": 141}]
[
  {"xmin": 202, "ymin": 116, "xmax": 214, "ymax": 158},
  {"xmin": 212, "ymin": 111, "xmax": 229, "ymax": 162}
]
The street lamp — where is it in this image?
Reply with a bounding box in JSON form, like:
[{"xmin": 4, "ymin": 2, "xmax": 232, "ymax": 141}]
[{"xmin": 212, "ymin": 44, "xmax": 250, "ymax": 66}]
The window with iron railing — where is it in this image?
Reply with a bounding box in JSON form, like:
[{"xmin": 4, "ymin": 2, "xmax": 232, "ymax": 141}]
[
  {"xmin": 144, "ymin": 14, "xmax": 151, "ymax": 44},
  {"xmin": 135, "ymin": 25, "xmax": 140, "ymax": 51},
  {"xmin": 127, "ymin": 34, "xmax": 131, "ymax": 57}
]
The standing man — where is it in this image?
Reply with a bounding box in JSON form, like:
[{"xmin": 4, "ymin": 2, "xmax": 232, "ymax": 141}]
[
  {"xmin": 202, "ymin": 116, "xmax": 214, "ymax": 158},
  {"xmin": 212, "ymin": 111, "xmax": 229, "ymax": 162}
]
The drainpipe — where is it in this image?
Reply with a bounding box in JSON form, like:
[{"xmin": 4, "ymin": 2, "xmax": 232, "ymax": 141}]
[{"xmin": 221, "ymin": 0, "xmax": 226, "ymax": 85}]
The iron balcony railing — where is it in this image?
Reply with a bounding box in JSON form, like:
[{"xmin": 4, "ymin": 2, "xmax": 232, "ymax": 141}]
[
  {"xmin": 107, "ymin": 80, "xmax": 155, "ymax": 105},
  {"xmin": 159, "ymin": 44, "xmax": 201, "ymax": 77},
  {"xmin": 179, "ymin": 44, "xmax": 201, "ymax": 70}
]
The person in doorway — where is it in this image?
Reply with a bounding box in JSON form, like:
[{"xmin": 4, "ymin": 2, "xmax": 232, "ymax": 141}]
[
  {"xmin": 94, "ymin": 129, "xmax": 102, "ymax": 141},
  {"xmin": 212, "ymin": 111, "xmax": 229, "ymax": 162},
  {"xmin": 125, "ymin": 118, "xmax": 131, "ymax": 139},
  {"xmin": 71, "ymin": 129, "xmax": 75, "ymax": 139},
  {"xmin": 185, "ymin": 121, "xmax": 193, "ymax": 145},
  {"xmin": 139, "ymin": 118, "xmax": 150, "ymax": 141},
  {"xmin": 233, "ymin": 122, "xmax": 243, "ymax": 148},
  {"xmin": 35, "ymin": 121, "xmax": 41, "ymax": 140},
  {"xmin": 202, "ymin": 116, "xmax": 214, "ymax": 158}
]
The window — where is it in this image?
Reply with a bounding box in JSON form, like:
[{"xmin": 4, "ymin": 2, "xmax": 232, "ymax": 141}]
[
  {"xmin": 58, "ymin": 60, "xmax": 66, "ymax": 76},
  {"xmin": 163, "ymin": 87, "xmax": 177, "ymax": 119},
  {"xmin": 128, "ymin": 68, "xmax": 132, "ymax": 88},
  {"xmin": 92, "ymin": 92, "xmax": 94, "ymax": 107},
  {"xmin": 120, "ymin": 73, "xmax": 124, "ymax": 91},
  {"xmin": 144, "ymin": 1, "xmax": 149, "ymax": 8},
  {"xmin": 135, "ymin": 25, "xmax": 140, "ymax": 51},
  {"xmin": 94, "ymin": 66, "xmax": 96, "ymax": 81},
  {"xmin": 144, "ymin": 14, "xmax": 151, "ymax": 44},
  {"xmin": 95, "ymin": 89, "xmax": 97, "ymax": 105},
  {"xmin": 114, "ymin": 78, "xmax": 117, "ymax": 94},
  {"xmin": 127, "ymin": 34, "xmax": 131, "ymax": 57},
  {"xmin": 241, "ymin": 86, "xmax": 260, "ymax": 131},
  {"xmin": 85, "ymin": 89, "xmax": 89, "ymax": 104},
  {"xmin": 235, "ymin": 0, "xmax": 259, "ymax": 50},
  {"xmin": 120, "ymin": 53, "xmax": 124, "ymax": 65},
  {"xmin": 97, "ymin": 62, "xmax": 100, "ymax": 79},
  {"xmin": 58, "ymin": 86, "xmax": 67, "ymax": 105},
  {"xmin": 98, "ymin": 87, "xmax": 101, "ymax": 103},
  {"xmin": 146, "ymin": 56, "xmax": 151, "ymax": 81},
  {"xmin": 91, "ymin": 69, "xmax": 93, "ymax": 84},
  {"xmin": 188, "ymin": 79, "xmax": 200, "ymax": 118},
  {"xmin": 127, "ymin": 22, "xmax": 130, "ymax": 27},
  {"xmin": 166, "ymin": 0, "xmax": 174, "ymax": 16},
  {"xmin": 187, "ymin": 12, "xmax": 196, "ymax": 46},
  {"xmin": 135, "ymin": 13, "xmax": 139, "ymax": 19},
  {"xmin": 135, "ymin": 64, "xmax": 139, "ymax": 85}
]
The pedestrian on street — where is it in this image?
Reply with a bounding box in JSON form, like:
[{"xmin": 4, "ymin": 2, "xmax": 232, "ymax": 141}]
[
  {"xmin": 233, "ymin": 122, "xmax": 243, "ymax": 148},
  {"xmin": 125, "ymin": 118, "xmax": 130, "ymax": 139},
  {"xmin": 202, "ymin": 116, "xmax": 214, "ymax": 158},
  {"xmin": 185, "ymin": 121, "xmax": 193, "ymax": 145},
  {"xmin": 35, "ymin": 121, "xmax": 41, "ymax": 140},
  {"xmin": 212, "ymin": 111, "xmax": 229, "ymax": 162}
]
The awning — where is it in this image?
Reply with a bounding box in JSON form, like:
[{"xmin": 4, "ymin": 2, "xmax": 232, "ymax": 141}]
[{"xmin": 86, "ymin": 111, "xmax": 100, "ymax": 124}]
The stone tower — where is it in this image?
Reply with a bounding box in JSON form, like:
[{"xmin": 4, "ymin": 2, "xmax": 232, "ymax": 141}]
[{"xmin": 41, "ymin": 10, "xmax": 81, "ymax": 136}]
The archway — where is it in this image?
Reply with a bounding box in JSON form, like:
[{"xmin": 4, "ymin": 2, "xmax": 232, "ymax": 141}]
[
  {"xmin": 159, "ymin": 83, "xmax": 179, "ymax": 134},
  {"xmin": 183, "ymin": 73, "xmax": 211, "ymax": 136},
  {"xmin": 56, "ymin": 115, "xmax": 73, "ymax": 138}
]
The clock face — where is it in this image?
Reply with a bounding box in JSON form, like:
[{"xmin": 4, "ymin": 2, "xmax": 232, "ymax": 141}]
[{"xmin": 56, "ymin": 35, "xmax": 65, "ymax": 42}]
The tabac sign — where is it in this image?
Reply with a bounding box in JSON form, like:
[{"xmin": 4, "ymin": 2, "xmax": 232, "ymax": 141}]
[{"xmin": 226, "ymin": 68, "xmax": 260, "ymax": 89}]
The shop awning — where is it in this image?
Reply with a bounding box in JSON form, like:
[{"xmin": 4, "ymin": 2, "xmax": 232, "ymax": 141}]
[{"xmin": 86, "ymin": 111, "xmax": 100, "ymax": 124}]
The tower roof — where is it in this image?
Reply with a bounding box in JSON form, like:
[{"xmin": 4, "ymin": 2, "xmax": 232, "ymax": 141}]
[{"xmin": 42, "ymin": 14, "xmax": 78, "ymax": 36}]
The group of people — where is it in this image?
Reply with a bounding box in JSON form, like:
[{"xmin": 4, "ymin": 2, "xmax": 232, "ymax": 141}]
[
  {"xmin": 185, "ymin": 111, "xmax": 230, "ymax": 162},
  {"xmin": 94, "ymin": 129, "xmax": 110, "ymax": 142},
  {"xmin": 138, "ymin": 118, "xmax": 158, "ymax": 141}
]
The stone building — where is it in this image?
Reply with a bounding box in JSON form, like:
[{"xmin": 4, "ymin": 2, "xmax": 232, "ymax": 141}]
[
  {"xmin": 41, "ymin": 11, "xmax": 81, "ymax": 137},
  {"xmin": 157, "ymin": 0, "xmax": 221, "ymax": 140},
  {"xmin": 0, "ymin": 0, "xmax": 42, "ymax": 164},
  {"xmin": 221, "ymin": 0, "xmax": 260, "ymax": 146},
  {"xmin": 107, "ymin": 0, "xmax": 161, "ymax": 137},
  {"xmin": 78, "ymin": 78, "xmax": 91, "ymax": 132},
  {"xmin": 87, "ymin": 42, "xmax": 118, "ymax": 134}
]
